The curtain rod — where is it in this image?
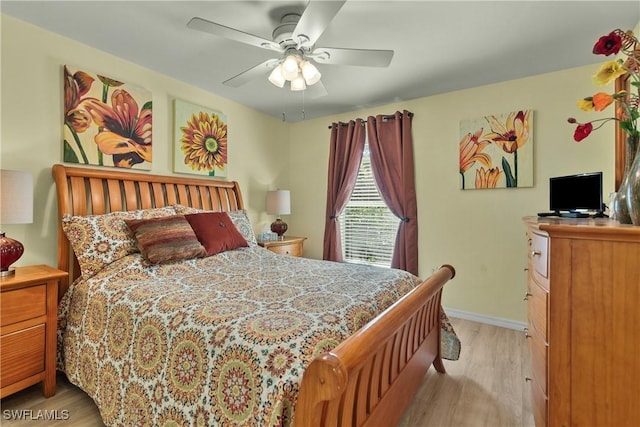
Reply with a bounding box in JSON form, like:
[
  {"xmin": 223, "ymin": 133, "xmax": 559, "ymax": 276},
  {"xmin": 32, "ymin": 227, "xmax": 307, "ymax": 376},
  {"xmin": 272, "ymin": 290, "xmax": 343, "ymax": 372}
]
[{"xmin": 327, "ymin": 112, "xmax": 413, "ymax": 129}]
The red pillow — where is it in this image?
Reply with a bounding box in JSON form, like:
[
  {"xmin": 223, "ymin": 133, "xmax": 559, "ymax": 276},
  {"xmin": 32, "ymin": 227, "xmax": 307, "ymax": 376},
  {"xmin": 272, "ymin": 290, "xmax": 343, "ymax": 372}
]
[{"xmin": 184, "ymin": 212, "xmax": 248, "ymax": 256}]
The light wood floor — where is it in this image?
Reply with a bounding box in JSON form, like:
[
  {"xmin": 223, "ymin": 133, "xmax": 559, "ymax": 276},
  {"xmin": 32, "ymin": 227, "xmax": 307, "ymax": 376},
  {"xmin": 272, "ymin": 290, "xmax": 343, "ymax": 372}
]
[
  {"xmin": 1, "ymin": 318, "xmax": 534, "ymax": 426},
  {"xmin": 398, "ymin": 318, "xmax": 534, "ymax": 427}
]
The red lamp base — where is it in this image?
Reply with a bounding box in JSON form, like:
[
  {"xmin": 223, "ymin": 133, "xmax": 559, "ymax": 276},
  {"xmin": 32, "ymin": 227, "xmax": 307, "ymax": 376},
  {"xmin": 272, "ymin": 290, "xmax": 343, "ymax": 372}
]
[
  {"xmin": 0, "ymin": 232, "xmax": 24, "ymax": 277},
  {"xmin": 270, "ymin": 218, "xmax": 288, "ymax": 239}
]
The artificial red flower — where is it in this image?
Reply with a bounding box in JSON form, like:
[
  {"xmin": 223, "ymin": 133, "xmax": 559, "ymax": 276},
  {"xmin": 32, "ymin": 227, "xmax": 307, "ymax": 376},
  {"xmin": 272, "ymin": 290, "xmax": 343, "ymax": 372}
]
[
  {"xmin": 592, "ymin": 31, "xmax": 623, "ymax": 56},
  {"xmin": 569, "ymin": 29, "xmax": 639, "ymax": 141},
  {"xmin": 573, "ymin": 123, "xmax": 593, "ymax": 142}
]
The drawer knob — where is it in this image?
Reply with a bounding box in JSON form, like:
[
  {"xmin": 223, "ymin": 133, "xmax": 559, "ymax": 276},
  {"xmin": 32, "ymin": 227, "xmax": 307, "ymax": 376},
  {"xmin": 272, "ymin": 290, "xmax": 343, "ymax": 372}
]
[
  {"xmin": 531, "ymin": 250, "xmax": 541, "ymax": 257},
  {"xmin": 524, "ymin": 292, "xmax": 532, "ymax": 301}
]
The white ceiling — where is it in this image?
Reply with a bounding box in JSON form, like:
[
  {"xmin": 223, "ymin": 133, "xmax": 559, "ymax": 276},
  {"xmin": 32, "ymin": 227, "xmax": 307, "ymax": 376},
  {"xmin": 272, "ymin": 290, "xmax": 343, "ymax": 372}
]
[{"xmin": 2, "ymin": 1, "xmax": 639, "ymax": 122}]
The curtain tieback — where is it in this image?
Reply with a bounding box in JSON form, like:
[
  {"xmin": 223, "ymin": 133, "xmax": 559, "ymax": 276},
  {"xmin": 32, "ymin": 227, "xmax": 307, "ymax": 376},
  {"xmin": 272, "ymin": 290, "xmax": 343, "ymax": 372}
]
[
  {"xmin": 401, "ymin": 217, "xmax": 410, "ymax": 223},
  {"xmin": 329, "ymin": 215, "xmax": 338, "ymax": 220}
]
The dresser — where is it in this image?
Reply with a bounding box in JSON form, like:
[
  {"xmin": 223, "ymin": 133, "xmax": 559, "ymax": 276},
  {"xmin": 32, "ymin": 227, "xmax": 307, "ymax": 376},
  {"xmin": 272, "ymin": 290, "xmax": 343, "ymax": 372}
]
[
  {"xmin": 0, "ymin": 265, "xmax": 68, "ymax": 398},
  {"xmin": 523, "ymin": 217, "xmax": 640, "ymax": 427},
  {"xmin": 258, "ymin": 236, "xmax": 306, "ymax": 257}
]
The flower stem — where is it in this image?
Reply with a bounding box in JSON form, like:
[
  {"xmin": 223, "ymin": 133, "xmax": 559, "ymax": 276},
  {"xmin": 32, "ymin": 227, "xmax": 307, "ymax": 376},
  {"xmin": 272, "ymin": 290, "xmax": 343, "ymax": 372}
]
[
  {"xmin": 65, "ymin": 122, "xmax": 89, "ymax": 164},
  {"xmin": 95, "ymin": 83, "xmax": 111, "ymax": 166},
  {"xmin": 514, "ymin": 149, "xmax": 518, "ymax": 187}
]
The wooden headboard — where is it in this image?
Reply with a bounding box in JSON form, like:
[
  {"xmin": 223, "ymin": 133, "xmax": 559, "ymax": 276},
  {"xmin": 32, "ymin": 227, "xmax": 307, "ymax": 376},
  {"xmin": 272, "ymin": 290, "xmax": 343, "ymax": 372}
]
[{"xmin": 52, "ymin": 164, "xmax": 244, "ymax": 292}]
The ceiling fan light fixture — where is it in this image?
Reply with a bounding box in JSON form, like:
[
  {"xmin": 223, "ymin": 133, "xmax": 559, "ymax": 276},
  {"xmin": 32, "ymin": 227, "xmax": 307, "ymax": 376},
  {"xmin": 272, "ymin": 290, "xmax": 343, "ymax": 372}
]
[
  {"xmin": 300, "ymin": 60, "xmax": 321, "ymax": 85},
  {"xmin": 268, "ymin": 65, "xmax": 286, "ymax": 88},
  {"xmin": 290, "ymin": 74, "xmax": 307, "ymax": 91},
  {"xmin": 282, "ymin": 54, "xmax": 300, "ymax": 80}
]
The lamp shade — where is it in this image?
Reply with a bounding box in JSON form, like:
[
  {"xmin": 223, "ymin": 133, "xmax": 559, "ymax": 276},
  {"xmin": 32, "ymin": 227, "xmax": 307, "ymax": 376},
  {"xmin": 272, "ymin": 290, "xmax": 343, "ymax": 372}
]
[
  {"xmin": 290, "ymin": 74, "xmax": 307, "ymax": 91},
  {"xmin": 281, "ymin": 54, "xmax": 300, "ymax": 80},
  {"xmin": 268, "ymin": 65, "xmax": 286, "ymax": 88},
  {"xmin": 1, "ymin": 170, "xmax": 33, "ymax": 225},
  {"xmin": 0, "ymin": 170, "xmax": 33, "ymax": 276},
  {"xmin": 300, "ymin": 60, "xmax": 321, "ymax": 85},
  {"xmin": 266, "ymin": 190, "xmax": 291, "ymax": 216}
]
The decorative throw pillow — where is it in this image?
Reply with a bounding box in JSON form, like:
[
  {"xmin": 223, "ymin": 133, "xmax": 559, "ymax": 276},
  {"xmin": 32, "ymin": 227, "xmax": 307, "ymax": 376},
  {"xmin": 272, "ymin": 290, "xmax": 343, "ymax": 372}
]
[
  {"xmin": 62, "ymin": 206, "xmax": 177, "ymax": 280},
  {"xmin": 173, "ymin": 205, "xmax": 258, "ymax": 246},
  {"xmin": 184, "ymin": 212, "xmax": 248, "ymax": 256},
  {"xmin": 124, "ymin": 215, "xmax": 206, "ymax": 264}
]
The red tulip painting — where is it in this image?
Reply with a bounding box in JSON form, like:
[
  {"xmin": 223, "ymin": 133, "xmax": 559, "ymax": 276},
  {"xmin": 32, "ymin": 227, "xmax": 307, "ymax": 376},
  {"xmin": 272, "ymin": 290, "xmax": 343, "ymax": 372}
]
[
  {"xmin": 459, "ymin": 110, "xmax": 534, "ymax": 189},
  {"xmin": 63, "ymin": 65, "xmax": 152, "ymax": 169},
  {"xmin": 173, "ymin": 99, "xmax": 228, "ymax": 177}
]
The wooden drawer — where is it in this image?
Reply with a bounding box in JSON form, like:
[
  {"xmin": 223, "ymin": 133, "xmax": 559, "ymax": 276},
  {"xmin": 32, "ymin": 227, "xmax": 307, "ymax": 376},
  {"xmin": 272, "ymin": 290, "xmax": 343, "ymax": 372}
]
[
  {"xmin": 528, "ymin": 231, "xmax": 549, "ymax": 291},
  {"xmin": 259, "ymin": 237, "xmax": 305, "ymax": 257},
  {"xmin": 0, "ymin": 284, "xmax": 47, "ymax": 327},
  {"xmin": 527, "ymin": 279, "xmax": 548, "ymax": 341},
  {"xmin": 530, "ymin": 378, "xmax": 548, "ymax": 427},
  {"xmin": 0, "ymin": 324, "xmax": 45, "ymax": 387},
  {"xmin": 527, "ymin": 326, "xmax": 548, "ymax": 395},
  {"xmin": 267, "ymin": 242, "xmax": 303, "ymax": 257}
]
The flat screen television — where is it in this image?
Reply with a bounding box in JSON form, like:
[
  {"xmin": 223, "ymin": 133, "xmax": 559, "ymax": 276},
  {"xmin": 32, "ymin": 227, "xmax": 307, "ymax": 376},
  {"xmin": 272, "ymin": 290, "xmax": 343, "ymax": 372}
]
[{"xmin": 548, "ymin": 172, "xmax": 603, "ymax": 217}]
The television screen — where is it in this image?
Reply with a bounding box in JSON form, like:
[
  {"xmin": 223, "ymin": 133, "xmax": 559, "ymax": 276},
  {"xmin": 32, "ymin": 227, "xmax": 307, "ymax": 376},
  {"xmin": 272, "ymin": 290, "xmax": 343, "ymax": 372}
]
[{"xmin": 549, "ymin": 172, "xmax": 603, "ymax": 213}]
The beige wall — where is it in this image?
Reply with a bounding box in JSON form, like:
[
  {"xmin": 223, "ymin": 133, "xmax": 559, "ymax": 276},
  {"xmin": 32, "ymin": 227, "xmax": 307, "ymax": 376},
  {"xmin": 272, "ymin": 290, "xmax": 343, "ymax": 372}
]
[
  {"xmin": 288, "ymin": 67, "xmax": 616, "ymax": 323},
  {"xmin": 2, "ymin": 14, "xmax": 630, "ymax": 324},
  {"xmin": 1, "ymin": 15, "xmax": 288, "ymax": 268}
]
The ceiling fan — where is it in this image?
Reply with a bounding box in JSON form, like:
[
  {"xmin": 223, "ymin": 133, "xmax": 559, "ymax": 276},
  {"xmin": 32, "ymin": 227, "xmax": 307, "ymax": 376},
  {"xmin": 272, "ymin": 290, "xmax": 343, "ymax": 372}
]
[{"xmin": 187, "ymin": 0, "xmax": 394, "ymax": 93}]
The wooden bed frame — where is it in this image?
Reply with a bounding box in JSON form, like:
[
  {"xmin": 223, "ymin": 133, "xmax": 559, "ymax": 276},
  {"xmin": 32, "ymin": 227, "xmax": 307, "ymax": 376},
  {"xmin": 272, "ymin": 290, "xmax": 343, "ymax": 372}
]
[{"xmin": 52, "ymin": 163, "xmax": 455, "ymax": 427}]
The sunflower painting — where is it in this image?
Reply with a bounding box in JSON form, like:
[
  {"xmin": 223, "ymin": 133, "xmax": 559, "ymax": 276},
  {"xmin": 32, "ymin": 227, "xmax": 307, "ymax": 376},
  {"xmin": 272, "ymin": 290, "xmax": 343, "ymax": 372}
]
[
  {"xmin": 173, "ymin": 99, "xmax": 228, "ymax": 177},
  {"xmin": 459, "ymin": 110, "xmax": 533, "ymax": 189},
  {"xmin": 63, "ymin": 65, "xmax": 152, "ymax": 169}
]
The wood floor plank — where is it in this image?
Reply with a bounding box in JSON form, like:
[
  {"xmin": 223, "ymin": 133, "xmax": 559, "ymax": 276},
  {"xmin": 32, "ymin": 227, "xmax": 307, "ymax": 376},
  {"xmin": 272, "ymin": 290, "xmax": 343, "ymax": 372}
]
[
  {"xmin": 398, "ymin": 318, "xmax": 535, "ymax": 427},
  {"xmin": 0, "ymin": 318, "xmax": 533, "ymax": 426}
]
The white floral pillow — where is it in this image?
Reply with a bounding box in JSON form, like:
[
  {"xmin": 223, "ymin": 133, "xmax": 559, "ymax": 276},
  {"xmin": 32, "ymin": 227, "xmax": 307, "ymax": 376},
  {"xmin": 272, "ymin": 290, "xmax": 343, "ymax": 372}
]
[
  {"xmin": 173, "ymin": 205, "xmax": 258, "ymax": 246},
  {"xmin": 62, "ymin": 206, "xmax": 177, "ymax": 280}
]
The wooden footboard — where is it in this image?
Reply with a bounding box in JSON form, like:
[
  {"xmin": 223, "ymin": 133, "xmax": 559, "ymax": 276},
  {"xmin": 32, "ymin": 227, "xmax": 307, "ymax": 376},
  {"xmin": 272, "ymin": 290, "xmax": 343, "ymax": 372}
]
[{"xmin": 294, "ymin": 264, "xmax": 455, "ymax": 427}]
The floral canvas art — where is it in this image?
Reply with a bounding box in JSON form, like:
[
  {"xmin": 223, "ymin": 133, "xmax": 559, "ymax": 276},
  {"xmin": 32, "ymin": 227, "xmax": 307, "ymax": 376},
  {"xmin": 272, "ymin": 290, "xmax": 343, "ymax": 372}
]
[
  {"xmin": 63, "ymin": 65, "xmax": 152, "ymax": 169},
  {"xmin": 459, "ymin": 110, "xmax": 533, "ymax": 189},
  {"xmin": 174, "ymin": 99, "xmax": 228, "ymax": 177}
]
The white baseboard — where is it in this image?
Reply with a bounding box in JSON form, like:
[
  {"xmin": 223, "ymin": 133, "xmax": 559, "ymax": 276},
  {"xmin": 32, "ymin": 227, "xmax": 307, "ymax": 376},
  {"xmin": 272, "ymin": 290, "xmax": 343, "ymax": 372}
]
[{"xmin": 443, "ymin": 307, "xmax": 527, "ymax": 331}]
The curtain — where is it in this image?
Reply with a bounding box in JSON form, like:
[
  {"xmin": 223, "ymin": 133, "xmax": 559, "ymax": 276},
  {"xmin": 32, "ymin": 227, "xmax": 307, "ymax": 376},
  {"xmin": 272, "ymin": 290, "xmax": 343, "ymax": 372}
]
[
  {"xmin": 366, "ymin": 110, "xmax": 419, "ymax": 276},
  {"xmin": 322, "ymin": 120, "xmax": 366, "ymax": 261}
]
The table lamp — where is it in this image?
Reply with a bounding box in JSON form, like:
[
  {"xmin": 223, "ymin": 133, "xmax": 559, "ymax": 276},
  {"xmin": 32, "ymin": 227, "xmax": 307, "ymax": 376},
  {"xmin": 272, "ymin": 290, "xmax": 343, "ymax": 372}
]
[
  {"xmin": 266, "ymin": 190, "xmax": 290, "ymax": 239},
  {"xmin": 1, "ymin": 170, "xmax": 34, "ymax": 276}
]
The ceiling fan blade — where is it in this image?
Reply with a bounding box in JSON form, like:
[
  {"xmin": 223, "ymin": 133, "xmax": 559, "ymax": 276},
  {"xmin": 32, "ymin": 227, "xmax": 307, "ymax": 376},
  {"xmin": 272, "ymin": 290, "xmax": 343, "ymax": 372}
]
[
  {"xmin": 188, "ymin": 17, "xmax": 282, "ymax": 53},
  {"xmin": 223, "ymin": 59, "xmax": 279, "ymax": 87},
  {"xmin": 293, "ymin": 0, "xmax": 346, "ymax": 47},
  {"xmin": 309, "ymin": 47, "xmax": 394, "ymax": 67},
  {"xmin": 307, "ymin": 80, "xmax": 328, "ymax": 99}
]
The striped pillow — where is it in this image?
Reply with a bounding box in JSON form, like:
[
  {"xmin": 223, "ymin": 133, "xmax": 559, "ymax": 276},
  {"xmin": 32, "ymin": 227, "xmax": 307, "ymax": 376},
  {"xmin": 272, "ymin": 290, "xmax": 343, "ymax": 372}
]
[{"xmin": 125, "ymin": 215, "xmax": 206, "ymax": 264}]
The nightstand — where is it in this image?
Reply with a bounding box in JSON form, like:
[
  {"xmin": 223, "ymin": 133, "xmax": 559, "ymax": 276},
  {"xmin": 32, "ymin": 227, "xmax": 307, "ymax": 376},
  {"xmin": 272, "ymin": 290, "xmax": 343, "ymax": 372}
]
[
  {"xmin": 0, "ymin": 265, "xmax": 67, "ymax": 399},
  {"xmin": 258, "ymin": 236, "xmax": 306, "ymax": 257}
]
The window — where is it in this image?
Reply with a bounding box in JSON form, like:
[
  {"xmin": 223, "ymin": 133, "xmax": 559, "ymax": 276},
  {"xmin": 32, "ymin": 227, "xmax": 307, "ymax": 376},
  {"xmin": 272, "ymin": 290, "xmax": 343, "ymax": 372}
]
[{"xmin": 340, "ymin": 143, "xmax": 400, "ymax": 268}]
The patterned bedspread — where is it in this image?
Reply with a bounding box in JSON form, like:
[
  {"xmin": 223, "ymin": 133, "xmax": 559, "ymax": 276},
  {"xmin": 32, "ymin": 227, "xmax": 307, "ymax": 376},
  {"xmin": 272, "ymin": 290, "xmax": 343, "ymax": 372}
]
[{"xmin": 58, "ymin": 246, "xmax": 455, "ymax": 426}]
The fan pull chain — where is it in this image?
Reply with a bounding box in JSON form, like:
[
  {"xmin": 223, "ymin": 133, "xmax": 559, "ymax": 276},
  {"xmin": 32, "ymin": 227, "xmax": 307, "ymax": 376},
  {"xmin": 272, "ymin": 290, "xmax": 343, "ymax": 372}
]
[
  {"xmin": 301, "ymin": 90, "xmax": 305, "ymax": 121},
  {"xmin": 281, "ymin": 89, "xmax": 286, "ymax": 122}
]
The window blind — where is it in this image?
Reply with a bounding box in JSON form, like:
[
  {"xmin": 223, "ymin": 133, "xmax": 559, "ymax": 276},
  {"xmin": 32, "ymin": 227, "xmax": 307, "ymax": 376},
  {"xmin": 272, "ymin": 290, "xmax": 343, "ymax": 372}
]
[{"xmin": 340, "ymin": 144, "xmax": 399, "ymax": 267}]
